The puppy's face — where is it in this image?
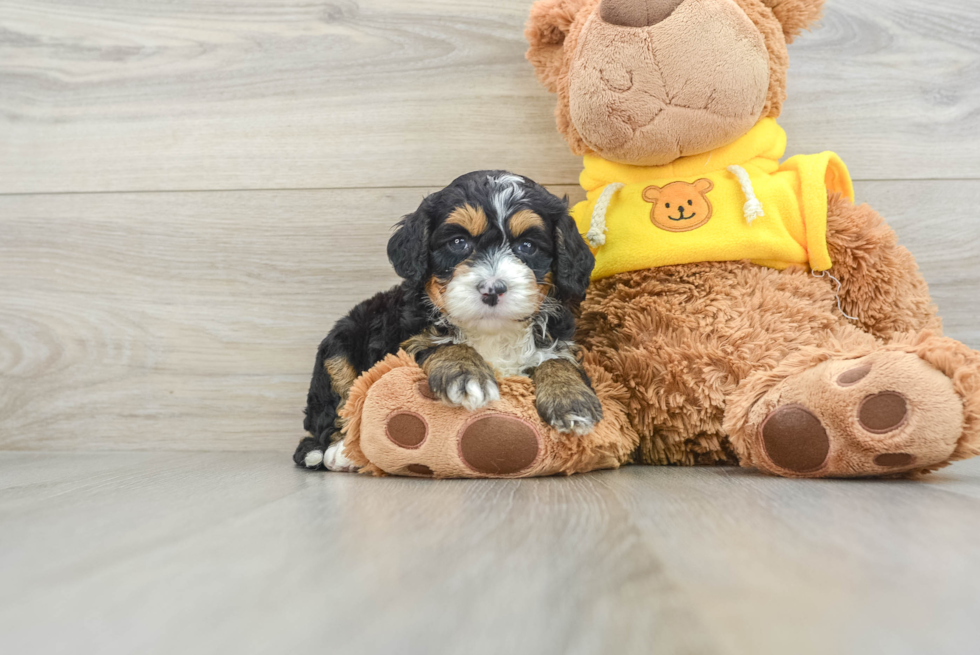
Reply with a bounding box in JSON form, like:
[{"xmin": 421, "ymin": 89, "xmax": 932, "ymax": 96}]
[
  {"xmin": 430, "ymin": 193, "xmax": 552, "ymax": 329},
  {"xmin": 388, "ymin": 171, "xmax": 595, "ymax": 331}
]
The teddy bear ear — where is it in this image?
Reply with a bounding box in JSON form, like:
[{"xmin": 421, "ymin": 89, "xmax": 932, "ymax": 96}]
[
  {"xmin": 761, "ymin": 0, "xmax": 826, "ymax": 44},
  {"xmin": 642, "ymin": 186, "xmax": 662, "ymax": 202},
  {"xmin": 525, "ymin": 0, "xmax": 591, "ymax": 93},
  {"xmin": 694, "ymin": 179, "xmax": 714, "ymax": 194}
]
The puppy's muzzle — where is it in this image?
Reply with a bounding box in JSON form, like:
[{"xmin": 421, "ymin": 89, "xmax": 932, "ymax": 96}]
[{"xmin": 478, "ymin": 279, "xmax": 508, "ymax": 307}]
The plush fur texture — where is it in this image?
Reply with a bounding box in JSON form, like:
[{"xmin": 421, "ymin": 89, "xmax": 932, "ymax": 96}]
[
  {"xmin": 822, "ymin": 193, "xmax": 942, "ymax": 340},
  {"xmin": 760, "ymin": 0, "xmax": 825, "ymax": 42},
  {"xmin": 574, "ymin": 193, "xmax": 979, "ymax": 475}
]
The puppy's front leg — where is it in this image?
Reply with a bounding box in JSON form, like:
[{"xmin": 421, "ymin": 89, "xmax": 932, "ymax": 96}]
[
  {"xmin": 419, "ymin": 344, "xmax": 500, "ymax": 411},
  {"xmin": 531, "ymin": 358, "xmax": 603, "ymax": 436}
]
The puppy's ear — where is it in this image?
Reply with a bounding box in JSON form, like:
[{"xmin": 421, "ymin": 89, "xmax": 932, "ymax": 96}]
[
  {"xmin": 553, "ymin": 208, "xmax": 595, "ymax": 303},
  {"xmin": 760, "ymin": 0, "xmax": 825, "ymax": 43},
  {"xmin": 387, "ymin": 209, "xmax": 429, "ymax": 283},
  {"xmin": 525, "ymin": 0, "xmax": 590, "ymax": 93}
]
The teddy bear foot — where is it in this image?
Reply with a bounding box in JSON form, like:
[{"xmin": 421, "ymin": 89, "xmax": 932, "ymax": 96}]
[
  {"xmin": 338, "ymin": 352, "xmax": 634, "ymax": 478},
  {"xmin": 729, "ymin": 348, "xmax": 970, "ymax": 478},
  {"xmin": 388, "ymin": 408, "xmax": 543, "ymax": 478},
  {"xmin": 352, "ymin": 366, "xmax": 558, "ymax": 478}
]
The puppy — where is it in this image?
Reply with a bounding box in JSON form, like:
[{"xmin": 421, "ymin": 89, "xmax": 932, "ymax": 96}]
[{"xmin": 294, "ymin": 171, "xmax": 602, "ymax": 471}]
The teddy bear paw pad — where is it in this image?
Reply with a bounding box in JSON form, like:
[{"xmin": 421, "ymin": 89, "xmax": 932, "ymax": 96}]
[
  {"xmin": 760, "ymin": 404, "xmax": 830, "ymax": 473},
  {"xmin": 458, "ymin": 415, "xmax": 540, "ymax": 475},
  {"xmin": 873, "ymin": 453, "xmax": 915, "ymax": 468},
  {"xmin": 416, "ymin": 379, "xmax": 439, "ymax": 400},
  {"xmin": 405, "ymin": 464, "xmax": 434, "ymax": 477},
  {"xmin": 837, "ymin": 364, "xmax": 872, "ymax": 386},
  {"xmin": 858, "ymin": 392, "xmax": 908, "ymax": 434},
  {"xmin": 386, "ymin": 411, "xmax": 428, "ymax": 449}
]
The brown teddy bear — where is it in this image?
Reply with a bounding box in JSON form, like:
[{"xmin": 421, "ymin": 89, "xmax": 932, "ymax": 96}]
[{"xmin": 340, "ymin": 0, "xmax": 980, "ymax": 479}]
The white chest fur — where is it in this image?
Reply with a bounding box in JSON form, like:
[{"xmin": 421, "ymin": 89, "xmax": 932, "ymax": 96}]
[{"xmin": 459, "ymin": 324, "xmax": 562, "ymax": 377}]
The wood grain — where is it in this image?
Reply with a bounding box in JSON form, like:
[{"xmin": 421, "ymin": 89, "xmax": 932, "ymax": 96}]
[
  {"xmin": 2, "ymin": 451, "xmax": 980, "ymax": 655},
  {"xmin": 0, "ymin": 185, "xmax": 575, "ymax": 451},
  {"xmin": 1, "ymin": 0, "xmax": 979, "ymax": 194},
  {"xmin": 782, "ymin": 0, "xmax": 980, "ymax": 179},
  {"xmin": 0, "ymin": 181, "xmax": 977, "ymax": 452}
]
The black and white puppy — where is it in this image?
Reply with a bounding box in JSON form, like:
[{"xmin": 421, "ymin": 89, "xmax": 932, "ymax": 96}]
[{"xmin": 294, "ymin": 171, "xmax": 602, "ymax": 471}]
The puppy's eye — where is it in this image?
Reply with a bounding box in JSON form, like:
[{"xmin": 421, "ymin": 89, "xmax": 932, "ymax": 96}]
[
  {"xmin": 664, "ymin": 203, "xmax": 671, "ymax": 209},
  {"xmin": 447, "ymin": 237, "xmax": 471, "ymax": 254},
  {"xmin": 515, "ymin": 240, "xmax": 537, "ymax": 256},
  {"xmin": 688, "ymin": 199, "xmax": 693, "ymax": 206}
]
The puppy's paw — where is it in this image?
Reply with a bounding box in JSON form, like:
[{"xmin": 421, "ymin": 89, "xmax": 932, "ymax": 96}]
[
  {"xmin": 294, "ymin": 436, "xmax": 327, "ymax": 470},
  {"xmin": 536, "ymin": 385, "xmax": 604, "ymax": 436},
  {"xmin": 450, "ymin": 375, "xmax": 501, "ymax": 411},
  {"xmin": 303, "ymin": 449, "xmax": 324, "ymax": 469},
  {"xmin": 439, "ymin": 372, "xmax": 500, "ymax": 411},
  {"xmin": 428, "ymin": 362, "xmax": 499, "ymax": 412},
  {"xmin": 323, "ymin": 441, "xmax": 358, "ymax": 472}
]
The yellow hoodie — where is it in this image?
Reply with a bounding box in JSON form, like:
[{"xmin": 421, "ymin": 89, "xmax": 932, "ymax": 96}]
[{"xmin": 571, "ymin": 119, "xmax": 854, "ymax": 281}]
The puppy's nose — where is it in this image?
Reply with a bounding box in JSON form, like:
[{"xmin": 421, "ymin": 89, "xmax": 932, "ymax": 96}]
[
  {"xmin": 479, "ymin": 280, "xmax": 508, "ymax": 306},
  {"xmin": 600, "ymin": 0, "xmax": 685, "ymax": 27}
]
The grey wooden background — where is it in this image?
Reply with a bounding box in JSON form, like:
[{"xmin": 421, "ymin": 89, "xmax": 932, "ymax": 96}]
[{"xmin": 1, "ymin": 0, "xmax": 979, "ymax": 452}]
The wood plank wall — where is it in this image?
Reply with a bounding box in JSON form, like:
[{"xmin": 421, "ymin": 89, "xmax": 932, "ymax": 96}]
[{"xmin": 1, "ymin": 0, "xmax": 978, "ymax": 451}]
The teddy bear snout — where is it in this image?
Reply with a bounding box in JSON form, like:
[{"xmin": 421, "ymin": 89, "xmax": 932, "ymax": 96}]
[{"xmin": 600, "ymin": 0, "xmax": 686, "ymax": 27}]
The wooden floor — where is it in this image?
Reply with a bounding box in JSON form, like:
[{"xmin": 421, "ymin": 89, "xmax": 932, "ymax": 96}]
[
  {"xmin": 3, "ymin": 1, "xmax": 980, "ymax": 652},
  {"xmin": 2, "ymin": 451, "xmax": 980, "ymax": 655}
]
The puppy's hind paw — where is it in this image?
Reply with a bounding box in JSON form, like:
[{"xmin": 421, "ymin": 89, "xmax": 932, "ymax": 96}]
[
  {"xmin": 323, "ymin": 441, "xmax": 358, "ymax": 473},
  {"xmin": 294, "ymin": 436, "xmax": 327, "ymax": 470},
  {"xmin": 303, "ymin": 449, "xmax": 324, "ymax": 469}
]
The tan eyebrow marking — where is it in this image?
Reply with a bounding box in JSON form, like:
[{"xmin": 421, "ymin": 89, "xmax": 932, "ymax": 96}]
[
  {"xmin": 446, "ymin": 205, "xmax": 488, "ymax": 235},
  {"xmin": 508, "ymin": 209, "xmax": 545, "ymax": 237}
]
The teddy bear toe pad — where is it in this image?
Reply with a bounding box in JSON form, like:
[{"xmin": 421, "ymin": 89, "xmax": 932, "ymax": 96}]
[
  {"xmin": 749, "ymin": 352, "xmax": 963, "ymax": 478},
  {"xmin": 406, "ymin": 464, "xmax": 434, "ymax": 477},
  {"xmin": 385, "ymin": 411, "xmax": 428, "ymax": 449},
  {"xmin": 857, "ymin": 392, "xmax": 909, "ymax": 434}
]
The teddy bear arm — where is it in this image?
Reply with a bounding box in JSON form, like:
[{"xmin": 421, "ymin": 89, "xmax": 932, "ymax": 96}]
[
  {"xmin": 824, "ymin": 191, "xmax": 942, "ymax": 342},
  {"xmin": 338, "ymin": 350, "xmax": 635, "ymax": 478}
]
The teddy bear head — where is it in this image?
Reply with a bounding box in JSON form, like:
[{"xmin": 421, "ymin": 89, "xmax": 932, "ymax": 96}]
[{"xmin": 525, "ymin": 0, "xmax": 825, "ymax": 166}]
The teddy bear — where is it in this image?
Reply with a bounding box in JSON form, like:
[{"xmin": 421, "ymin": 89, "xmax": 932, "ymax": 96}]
[{"xmin": 338, "ymin": 0, "xmax": 980, "ymax": 479}]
